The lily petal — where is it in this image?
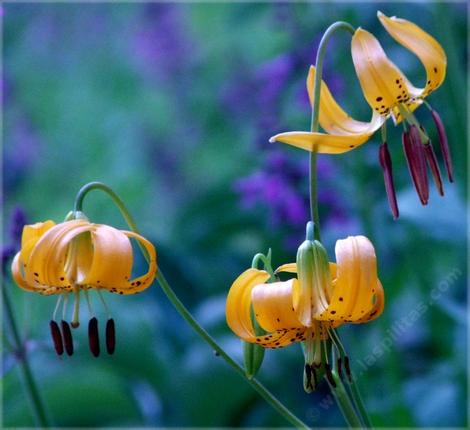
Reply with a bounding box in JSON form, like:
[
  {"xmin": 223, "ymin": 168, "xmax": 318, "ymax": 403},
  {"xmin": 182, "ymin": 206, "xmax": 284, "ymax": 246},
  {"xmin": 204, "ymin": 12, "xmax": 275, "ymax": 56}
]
[
  {"xmin": 355, "ymin": 279, "xmax": 385, "ymax": 323},
  {"xmin": 26, "ymin": 220, "xmax": 91, "ymax": 290},
  {"xmin": 11, "ymin": 253, "xmax": 37, "ymax": 292},
  {"xmin": 80, "ymin": 225, "xmax": 133, "ymax": 290},
  {"xmin": 378, "ymin": 11, "xmax": 446, "ymax": 99},
  {"xmin": 352, "ymin": 28, "xmax": 412, "ymax": 114},
  {"xmin": 306, "ymin": 66, "xmax": 384, "ymax": 136},
  {"xmin": 19, "ymin": 220, "xmax": 56, "ymax": 265},
  {"xmin": 316, "ymin": 236, "xmax": 378, "ymax": 322},
  {"xmin": 226, "ymin": 268, "xmax": 270, "ymax": 341},
  {"xmin": 113, "ymin": 231, "xmax": 157, "ymax": 295},
  {"xmin": 252, "ymin": 279, "xmax": 304, "ymax": 332}
]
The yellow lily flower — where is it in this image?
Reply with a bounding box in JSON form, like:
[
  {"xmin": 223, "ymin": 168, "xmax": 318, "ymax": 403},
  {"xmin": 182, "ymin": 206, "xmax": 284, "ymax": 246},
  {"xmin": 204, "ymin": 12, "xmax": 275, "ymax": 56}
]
[
  {"xmin": 11, "ymin": 218, "xmax": 157, "ymax": 357},
  {"xmin": 12, "ymin": 219, "xmax": 157, "ymax": 296},
  {"xmin": 226, "ymin": 235, "xmax": 384, "ymax": 350},
  {"xmin": 352, "ymin": 12, "xmax": 446, "ymax": 123},
  {"xmin": 269, "ymin": 66, "xmax": 384, "ymax": 154},
  {"xmin": 350, "ymin": 12, "xmax": 452, "ymax": 214}
]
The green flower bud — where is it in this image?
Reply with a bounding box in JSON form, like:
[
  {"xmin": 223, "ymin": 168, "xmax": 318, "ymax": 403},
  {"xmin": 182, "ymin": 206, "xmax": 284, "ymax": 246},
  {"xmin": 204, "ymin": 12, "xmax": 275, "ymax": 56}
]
[{"xmin": 243, "ymin": 306, "xmax": 266, "ymax": 379}]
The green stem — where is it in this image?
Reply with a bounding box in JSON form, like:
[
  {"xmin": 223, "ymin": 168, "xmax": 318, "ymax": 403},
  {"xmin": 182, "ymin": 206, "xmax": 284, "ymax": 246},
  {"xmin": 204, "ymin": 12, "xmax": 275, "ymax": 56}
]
[
  {"xmin": 309, "ymin": 21, "xmax": 372, "ymax": 428},
  {"xmin": 329, "ymin": 373, "xmax": 363, "ymax": 428},
  {"xmin": 157, "ymin": 272, "xmax": 308, "ymax": 429},
  {"xmin": 329, "ymin": 329, "xmax": 372, "ymax": 428},
  {"xmin": 2, "ymin": 282, "xmax": 50, "ymax": 427},
  {"xmin": 309, "ymin": 21, "xmax": 355, "ymax": 241},
  {"xmin": 74, "ymin": 182, "xmax": 309, "ymax": 429}
]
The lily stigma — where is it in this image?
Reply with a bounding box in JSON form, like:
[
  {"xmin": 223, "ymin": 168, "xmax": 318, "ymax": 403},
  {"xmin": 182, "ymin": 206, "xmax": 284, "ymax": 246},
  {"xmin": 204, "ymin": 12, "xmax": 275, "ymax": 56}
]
[
  {"xmin": 226, "ymin": 224, "xmax": 384, "ymax": 392},
  {"xmin": 270, "ymin": 12, "xmax": 453, "ymax": 218},
  {"xmin": 11, "ymin": 213, "xmax": 157, "ymax": 357}
]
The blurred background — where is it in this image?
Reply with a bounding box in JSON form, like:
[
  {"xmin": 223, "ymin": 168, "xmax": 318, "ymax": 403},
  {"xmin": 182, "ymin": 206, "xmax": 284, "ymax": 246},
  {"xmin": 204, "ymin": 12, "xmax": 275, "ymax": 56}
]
[{"xmin": 2, "ymin": 2, "xmax": 467, "ymax": 427}]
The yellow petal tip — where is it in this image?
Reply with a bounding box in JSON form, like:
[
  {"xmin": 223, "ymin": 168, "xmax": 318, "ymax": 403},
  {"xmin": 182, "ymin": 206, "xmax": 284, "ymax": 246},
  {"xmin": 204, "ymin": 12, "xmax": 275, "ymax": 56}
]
[{"xmin": 268, "ymin": 136, "xmax": 276, "ymax": 143}]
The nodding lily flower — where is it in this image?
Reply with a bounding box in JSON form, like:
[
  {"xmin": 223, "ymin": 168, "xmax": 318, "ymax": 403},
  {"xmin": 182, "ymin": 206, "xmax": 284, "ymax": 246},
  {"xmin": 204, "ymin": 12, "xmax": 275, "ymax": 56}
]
[
  {"xmin": 226, "ymin": 234, "xmax": 384, "ymax": 391},
  {"xmin": 11, "ymin": 217, "xmax": 157, "ymax": 357},
  {"xmin": 269, "ymin": 66, "xmax": 384, "ymax": 154},
  {"xmin": 352, "ymin": 12, "xmax": 453, "ymax": 215}
]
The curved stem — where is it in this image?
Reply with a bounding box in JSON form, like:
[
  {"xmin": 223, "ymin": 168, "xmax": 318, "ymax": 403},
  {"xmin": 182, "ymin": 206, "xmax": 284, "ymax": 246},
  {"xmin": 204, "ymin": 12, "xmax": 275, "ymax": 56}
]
[
  {"xmin": 157, "ymin": 271, "xmax": 308, "ymax": 429},
  {"xmin": 309, "ymin": 21, "xmax": 355, "ymax": 241},
  {"xmin": 308, "ymin": 22, "xmax": 371, "ymax": 429},
  {"xmin": 2, "ymin": 281, "xmax": 50, "ymax": 427},
  {"xmin": 75, "ymin": 183, "xmax": 309, "ymax": 429}
]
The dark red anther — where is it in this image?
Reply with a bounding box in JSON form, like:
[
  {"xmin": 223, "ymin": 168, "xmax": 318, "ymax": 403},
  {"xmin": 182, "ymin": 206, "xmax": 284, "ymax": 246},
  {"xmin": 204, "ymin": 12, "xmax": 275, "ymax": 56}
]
[
  {"xmin": 337, "ymin": 357, "xmax": 343, "ymax": 380},
  {"xmin": 324, "ymin": 363, "xmax": 336, "ymax": 387},
  {"xmin": 61, "ymin": 320, "xmax": 74, "ymax": 356},
  {"xmin": 105, "ymin": 318, "xmax": 116, "ymax": 355},
  {"xmin": 424, "ymin": 143, "xmax": 444, "ymax": 196},
  {"xmin": 379, "ymin": 142, "xmax": 399, "ymax": 219},
  {"xmin": 431, "ymin": 110, "xmax": 454, "ymax": 182},
  {"xmin": 344, "ymin": 356, "xmax": 352, "ymax": 383},
  {"xmin": 88, "ymin": 317, "xmax": 100, "ymax": 357},
  {"xmin": 49, "ymin": 320, "xmax": 64, "ymax": 356},
  {"xmin": 402, "ymin": 127, "xmax": 429, "ymax": 205}
]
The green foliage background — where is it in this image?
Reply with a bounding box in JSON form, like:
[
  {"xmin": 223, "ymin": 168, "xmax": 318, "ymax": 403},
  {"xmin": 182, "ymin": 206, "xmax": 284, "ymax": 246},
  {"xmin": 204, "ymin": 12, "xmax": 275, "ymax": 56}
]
[{"xmin": 3, "ymin": 2, "xmax": 467, "ymax": 428}]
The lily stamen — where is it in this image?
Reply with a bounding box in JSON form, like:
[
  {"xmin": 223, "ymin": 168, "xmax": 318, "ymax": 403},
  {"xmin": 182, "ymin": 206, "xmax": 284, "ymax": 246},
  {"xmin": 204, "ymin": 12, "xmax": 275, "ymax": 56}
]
[{"xmin": 71, "ymin": 287, "xmax": 80, "ymax": 328}]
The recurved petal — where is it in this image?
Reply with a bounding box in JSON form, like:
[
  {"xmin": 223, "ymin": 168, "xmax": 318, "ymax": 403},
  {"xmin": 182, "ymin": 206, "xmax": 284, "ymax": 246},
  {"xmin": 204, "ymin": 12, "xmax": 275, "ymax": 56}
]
[
  {"xmin": 251, "ymin": 279, "xmax": 304, "ymax": 332},
  {"xmin": 378, "ymin": 12, "xmax": 446, "ymax": 98},
  {"xmin": 306, "ymin": 66, "xmax": 385, "ymax": 136},
  {"xmin": 275, "ymin": 262, "xmax": 337, "ymax": 275},
  {"xmin": 352, "ymin": 28, "xmax": 411, "ymax": 113},
  {"xmin": 226, "ymin": 268, "xmax": 270, "ymax": 341},
  {"xmin": 26, "ymin": 220, "xmax": 91, "ymax": 289},
  {"xmin": 316, "ymin": 236, "xmax": 378, "ymax": 322},
  {"xmin": 11, "ymin": 252, "xmax": 37, "ymax": 292},
  {"xmin": 19, "ymin": 220, "xmax": 56, "ymax": 265},
  {"xmin": 355, "ymin": 279, "xmax": 385, "ymax": 323},
  {"xmin": 110, "ymin": 231, "xmax": 157, "ymax": 295},
  {"xmin": 269, "ymin": 130, "xmax": 374, "ymax": 154},
  {"xmin": 275, "ymin": 263, "xmax": 297, "ymax": 274},
  {"xmin": 80, "ymin": 225, "xmax": 133, "ymax": 290}
]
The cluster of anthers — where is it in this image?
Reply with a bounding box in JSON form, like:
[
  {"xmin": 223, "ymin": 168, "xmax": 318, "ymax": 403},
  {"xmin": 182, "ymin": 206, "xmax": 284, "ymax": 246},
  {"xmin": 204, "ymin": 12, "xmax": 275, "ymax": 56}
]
[
  {"xmin": 11, "ymin": 213, "xmax": 157, "ymax": 357},
  {"xmin": 269, "ymin": 12, "xmax": 453, "ymax": 219}
]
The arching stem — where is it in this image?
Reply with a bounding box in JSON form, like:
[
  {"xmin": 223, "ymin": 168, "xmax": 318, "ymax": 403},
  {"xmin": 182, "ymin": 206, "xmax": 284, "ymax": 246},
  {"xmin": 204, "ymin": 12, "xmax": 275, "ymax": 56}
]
[
  {"xmin": 309, "ymin": 21, "xmax": 355, "ymax": 241},
  {"xmin": 74, "ymin": 182, "xmax": 309, "ymax": 429}
]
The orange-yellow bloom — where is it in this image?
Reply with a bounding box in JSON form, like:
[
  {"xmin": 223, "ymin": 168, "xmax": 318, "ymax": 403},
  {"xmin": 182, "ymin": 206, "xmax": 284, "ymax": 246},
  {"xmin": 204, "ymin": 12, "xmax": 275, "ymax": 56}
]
[
  {"xmin": 11, "ymin": 218, "xmax": 157, "ymax": 357},
  {"xmin": 226, "ymin": 236, "xmax": 384, "ymax": 350},
  {"xmin": 352, "ymin": 12, "xmax": 446, "ymax": 122},
  {"xmin": 12, "ymin": 219, "xmax": 157, "ymax": 296}
]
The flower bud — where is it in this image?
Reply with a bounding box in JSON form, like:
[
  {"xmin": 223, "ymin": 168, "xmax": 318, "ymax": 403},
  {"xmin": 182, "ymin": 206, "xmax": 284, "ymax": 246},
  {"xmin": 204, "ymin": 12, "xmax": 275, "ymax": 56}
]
[
  {"xmin": 296, "ymin": 236, "xmax": 331, "ymax": 326},
  {"xmin": 243, "ymin": 340, "xmax": 265, "ymax": 380}
]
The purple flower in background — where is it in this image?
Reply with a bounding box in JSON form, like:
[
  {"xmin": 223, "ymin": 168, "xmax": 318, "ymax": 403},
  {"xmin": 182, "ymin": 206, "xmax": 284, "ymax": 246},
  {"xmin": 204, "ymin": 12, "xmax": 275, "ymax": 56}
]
[
  {"xmin": 4, "ymin": 117, "xmax": 40, "ymax": 195},
  {"xmin": 2, "ymin": 207, "xmax": 27, "ymax": 269},
  {"xmin": 132, "ymin": 3, "xmax": 190, "ymax": 82}
]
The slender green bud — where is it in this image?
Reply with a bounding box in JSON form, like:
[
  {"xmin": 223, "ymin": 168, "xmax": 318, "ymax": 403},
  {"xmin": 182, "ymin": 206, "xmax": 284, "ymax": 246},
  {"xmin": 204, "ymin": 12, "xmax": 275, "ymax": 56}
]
[
  {"xmin": 243, "ymin": 306, "xmax": 265, "ymax": 379},
  {"xmin": 243, "ymin": 340, "xmax": 265, "ymax": 380},
  {"xmin": 296, "ymin": 235, "xmax": 331, "ymax": 326}
]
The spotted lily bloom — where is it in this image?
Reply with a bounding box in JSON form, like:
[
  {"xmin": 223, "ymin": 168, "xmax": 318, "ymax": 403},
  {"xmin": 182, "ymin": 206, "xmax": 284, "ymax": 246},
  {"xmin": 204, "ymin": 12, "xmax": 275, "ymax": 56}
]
[
  {"xmin": 12, "ymin": 217, "xmax": 157, "ymax": 357},
  {"xmin": 352, "ymin": 12, "xmax": 452, "ymax": 216},
  {"xmin": 226, "ymin": 234, "xmax": 384, "ymax": 390}
]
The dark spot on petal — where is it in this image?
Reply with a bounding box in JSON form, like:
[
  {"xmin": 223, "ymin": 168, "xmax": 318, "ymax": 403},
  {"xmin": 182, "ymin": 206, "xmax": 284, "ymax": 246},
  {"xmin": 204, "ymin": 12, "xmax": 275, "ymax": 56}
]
[
  {"xmin": 339, "ymin": 297, "xmax": 343, "ymax": 301},
  {"xmin": 376, "ymin": 96, "xmax": 383, "ymax": 102},
  {"xmin": 433, "ymin": 67, "xmax": 438, "ymax": 73}
]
